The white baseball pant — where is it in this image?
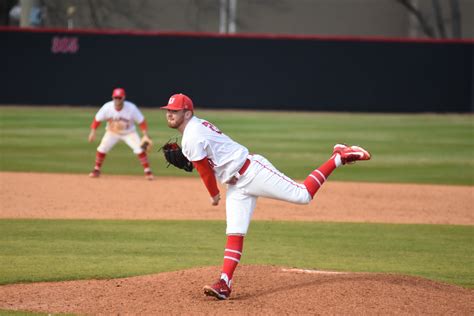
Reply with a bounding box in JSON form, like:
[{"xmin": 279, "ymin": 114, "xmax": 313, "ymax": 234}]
[
  {"xmin": 225, "ymin": 154, "xmax": 311, "ymax": 235},
  {"xmin": 97, "ymin": 130, "xmax": 143, "ymax": 154}
]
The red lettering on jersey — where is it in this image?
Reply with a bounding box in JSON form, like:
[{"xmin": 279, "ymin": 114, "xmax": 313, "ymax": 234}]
[{"xmin": 202, "ymin": 121, "xmax": 222, "ymax": 134}]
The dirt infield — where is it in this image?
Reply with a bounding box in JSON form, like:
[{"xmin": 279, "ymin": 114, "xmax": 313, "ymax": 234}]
[
  {"xmin": 1, "ymin": 172, "xmax": 472, "ymax": 224},
  {"xmin": 0, "ymin": 172, "xmax": 473, "ymax": 314}
]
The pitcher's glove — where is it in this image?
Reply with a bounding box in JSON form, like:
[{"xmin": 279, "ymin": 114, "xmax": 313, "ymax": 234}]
[
  {"xmin": 140, "ymin": 135, "xmax": 153, "ymax": 153},
  {"xmin": 161, "ymin": 141, "xmax": 193, "ymax": 172}
]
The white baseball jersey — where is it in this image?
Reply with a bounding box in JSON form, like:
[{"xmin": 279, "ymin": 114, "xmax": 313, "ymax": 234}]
[
  {"xmin": 182, "ymin": 116, "xmax": 249, "ymax": 184},
  {"xmin": 95, "ymin": 101, "xmax": 144, "ymax": 135},
  {"xmin": 182, "ymin": 116, "xmax": 311, "ymax": 235}
]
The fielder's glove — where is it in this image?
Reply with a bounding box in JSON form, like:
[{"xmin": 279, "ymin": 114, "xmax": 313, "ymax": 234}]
[
  {"xmin": 140, "ymin": 135, "xmax": 153, "ymax": 153},
  {"xmin": 161, "ymin": 141, "xmax": 194, "ymax": 172}
]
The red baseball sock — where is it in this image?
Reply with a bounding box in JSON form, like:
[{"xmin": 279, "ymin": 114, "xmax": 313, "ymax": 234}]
[
  {"xmin": 137, "ymin": 152, "xmax": 151, "ymax": 173},
  {"xmin": 94, "ymin": 151, "xmax": 106, "ymax": 170},
  {"xmin": 220, "ymin": 235, "xmax": 244, "ymax": 287},
  {"xmin": 303, "ymin": 154, "xmax": 338, "ymax": 198}
]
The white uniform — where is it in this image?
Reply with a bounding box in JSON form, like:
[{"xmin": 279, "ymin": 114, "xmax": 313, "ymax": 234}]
[
  {"xmin": 182, "ymin": 116, "xmax": 311, "ymax": 235},
  {"xmin": 95, "ymin": 100, "xmax": 145, "ymax": 154}
]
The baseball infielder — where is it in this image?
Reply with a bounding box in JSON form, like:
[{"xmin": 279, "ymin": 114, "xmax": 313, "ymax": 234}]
[
  {"xmin": 88, "ymin": 88, "xmax": 154, "ymax": 180},
  {"xmin": 161, "ymin": 93, "xmax": 371, "ymax": 300}
]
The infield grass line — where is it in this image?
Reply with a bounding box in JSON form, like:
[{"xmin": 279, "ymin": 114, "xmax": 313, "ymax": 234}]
[{"xmin": 0, "ymin": 311, "xmax": 59, "ymax": 316}]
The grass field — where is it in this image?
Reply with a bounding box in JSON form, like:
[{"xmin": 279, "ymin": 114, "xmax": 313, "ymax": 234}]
[
  {"xmin": 0, "ymin": 106, "xmax": 473, "ymax": 297},
  {"xmin": 0, "ymin": 219, "xmax": 472, "ymax": 288},
  {"xmin": 0, "ymin": 106, "xmax": 472, "ymax": 184}
]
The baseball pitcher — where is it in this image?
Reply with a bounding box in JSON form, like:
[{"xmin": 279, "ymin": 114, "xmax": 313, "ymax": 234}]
[
  {"xmin": 88, "ymin": 88, "xmax": 154, "ymax": 180},
  {"xmin": 161, "ymin": 93, "xmax": 371, "ymax": 300}
]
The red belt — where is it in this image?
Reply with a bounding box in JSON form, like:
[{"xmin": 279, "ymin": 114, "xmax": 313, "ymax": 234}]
[{"xmin": 238, "ymin": 158, "xmax": 251, "ymax": 175}]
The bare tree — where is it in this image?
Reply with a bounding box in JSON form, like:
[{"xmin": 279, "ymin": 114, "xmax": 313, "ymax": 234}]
[
  {"xmin": 431, "ymin": 0, "xmax": 446, "ymax": 38},
  {"xmin": 43, "ymin": 0, "xmax": 160, "ymax": 30},
  {"xmin": 396, "ymin": 0, "xmax": 436, "ymax": 37},
  {"xmin": 449, "ymin": 0, "xmax": 461, "ymax": 38},
  {"xmin": 396, "ymin": 0, "xmax": 462, "ymax": 39}
]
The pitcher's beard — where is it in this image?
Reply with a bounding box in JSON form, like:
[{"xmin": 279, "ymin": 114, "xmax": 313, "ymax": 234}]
[{"xmin": 167, "ymin": 120, "xmax": 180, "ymax": 129}]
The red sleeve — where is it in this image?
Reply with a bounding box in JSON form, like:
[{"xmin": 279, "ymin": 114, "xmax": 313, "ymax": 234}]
[
  {"xmin": 193, "ymin": 158, "xmax": 220, "ymax": 197},
  {"xmin": 139, "ymin": 119, "xmax": 148, "ymax": 132},
  {"xmin": 90, "ymin": 119, "xmax": 101, "ymax": 129}
]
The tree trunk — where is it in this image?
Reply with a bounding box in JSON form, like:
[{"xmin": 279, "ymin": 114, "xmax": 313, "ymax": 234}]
[
  {"xmin": 431, "ymin": 0, "xmax": 446, "ymax": 38},
  {"xmin": 395, "ymin": 0, "xmax": 435, "ymax": 38},
  {"xmin": 449, "ymin": 0, "xmax": 461, "ymax": 38}
]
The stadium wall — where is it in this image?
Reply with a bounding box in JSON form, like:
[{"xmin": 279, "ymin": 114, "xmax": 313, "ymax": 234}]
[{"xmin": 1, "ymin": 27, "xmax": 473, "ymax": 112}]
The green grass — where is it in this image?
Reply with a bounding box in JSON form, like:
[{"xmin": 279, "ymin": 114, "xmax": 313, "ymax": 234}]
[
  {"xmin": 0, "ymin": 311, "xmax": 50, "ymax": 316},
  {"xmin": 0, "ymin": 106, "xmax": 472, "ymax": 185},
  {"xmin": 0, "ymin": 219, "xmax": 472, "ymax": 288}
]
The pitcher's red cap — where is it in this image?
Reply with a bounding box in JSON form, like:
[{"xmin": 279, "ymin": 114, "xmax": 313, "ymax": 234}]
[
  {"xmin": 112, "ymin": 88, "xmax": 126, "ymax": 98},
  {"xmin": 161, "ymin": 93, "xmax": 194, "ymax": 111}
]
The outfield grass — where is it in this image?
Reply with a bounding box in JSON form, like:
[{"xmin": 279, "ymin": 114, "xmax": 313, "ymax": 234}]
[
  {"xmin": 0, "ymin": 106, "xmax": 472, "ymax": 185},
  {"xmin": 0, "ymin": 219, "xmax": 472, "ymax": 288}
]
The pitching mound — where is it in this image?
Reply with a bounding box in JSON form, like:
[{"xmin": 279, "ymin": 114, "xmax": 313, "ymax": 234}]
[{"xmin": 1, "ymin": 265, "xmax": 473, "ymax": 315}]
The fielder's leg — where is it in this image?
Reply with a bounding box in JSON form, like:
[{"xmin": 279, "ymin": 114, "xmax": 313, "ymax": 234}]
[
  {"xmin": 137, "ymin": 152, "xmax": 153, "ymax": 180},
  {"xmin": 123, "ymin": 132, "xmax": 154, "ymax": 180},
  {"xmin": 89, "ymin": 151, "xmax": 106, "ymax": 178},
  {"xmin": 89, "ymin": 131, "xmax": 120, "ymax": 178}
]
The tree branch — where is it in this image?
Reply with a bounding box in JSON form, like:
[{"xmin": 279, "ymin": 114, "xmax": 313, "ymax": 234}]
[
  {"xmin": 395, "ymin": 0, "xmax": 436, "ymax": 38},
  {"xmin": 431, "ymin": 0, "xmax": 446, "ymax": 38}
]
